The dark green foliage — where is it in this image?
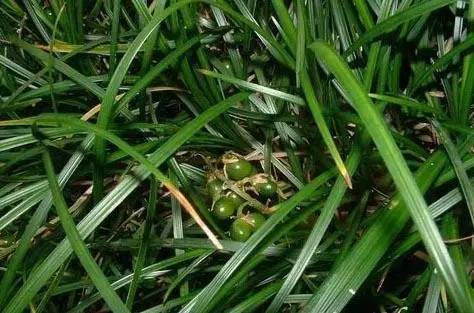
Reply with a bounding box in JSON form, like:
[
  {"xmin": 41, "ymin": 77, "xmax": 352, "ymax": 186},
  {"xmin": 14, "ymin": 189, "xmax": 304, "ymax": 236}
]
[{"xmin": 0, "ymin": 1, "xmax": 472, "ymax": 313}]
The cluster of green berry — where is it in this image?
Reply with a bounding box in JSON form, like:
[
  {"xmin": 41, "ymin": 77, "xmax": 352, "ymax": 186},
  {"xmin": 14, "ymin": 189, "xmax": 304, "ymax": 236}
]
[{"xmin": 206, "ymin": 153, "xmax": 280, "ymax": 242}]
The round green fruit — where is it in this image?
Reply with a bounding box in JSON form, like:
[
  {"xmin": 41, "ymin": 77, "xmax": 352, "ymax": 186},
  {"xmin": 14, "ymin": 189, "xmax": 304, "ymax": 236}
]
[
  {"xmin": 245, "ymin": 213, "xmax": 265, "ymax": 230},
  {"xmin": 207, "ymin": 179, "xmax": 223, "ymax": 199},
  {"xmin": 226, "ymin": 191, "xmax": 244, "ymax": 206},
  {"xmin": 252, "ymin": 174, "xmax": 277, "ymax": 198},
  {"xmin": 223, "ymin": 156, "xmax": 253, "ymax": 180},
  {"xmin": 212, "ymin": 197, "xmax": 236, "ymax": 220},
  {"xmin": 221, "ymin": 59, "xmax": 232, "ymax": 70},
  {"xmin": 230, "ymin": 218, "xmax": 253, "ymax": 242},
  {"xmin": 44, "ymin": 7, "xmax": 54, "ymax": 22}
]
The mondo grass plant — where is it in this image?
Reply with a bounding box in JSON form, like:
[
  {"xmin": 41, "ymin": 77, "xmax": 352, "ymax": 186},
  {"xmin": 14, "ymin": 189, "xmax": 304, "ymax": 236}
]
[{"xmin": 0, "ymin": 0, "xmax": 473, "ymax": 312}]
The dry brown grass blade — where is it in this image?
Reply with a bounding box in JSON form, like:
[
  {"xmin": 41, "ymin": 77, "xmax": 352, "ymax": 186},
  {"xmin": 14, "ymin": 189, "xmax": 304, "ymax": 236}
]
[{"xmin": 164, "ymin": 182, "xmax": 223, "ymax": 250}]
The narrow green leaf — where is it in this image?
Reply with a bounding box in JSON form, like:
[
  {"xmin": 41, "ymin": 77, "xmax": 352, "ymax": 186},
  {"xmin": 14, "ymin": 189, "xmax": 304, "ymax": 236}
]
[
  {"xmin": 300, "ymin": 70, "xmax": 352, "ymax": 188},
  {"xmin": 458, "ymin": 2, "xmax": 474, "ymax": 126},
  {"xmin": 301, "ymin": 151, "xmax": 446, "ymax": 313},
  {"xmin": 369, "ymin": 93, "xmax": 445, "ymax": 115},
  {"xmin": 432, "ymin": 120, "xmax": 474, "ymax": 225},
  {"xmin": 422, "ymin": 271, "xmax": 442, "ymax": 313},
  {"xmin": 307, "ymin": 40, "xmax": 474, "ymax": 312},
  {"xmin": 345, "ymin": 0, "xmax": 457, "ymax": 56},
  {"xmin": 227, "ymin": 282, "xmax": 282, "ymax": 313},
  {"xmin": 198, "ymin": 69, "xmax": 305, "ymax": 105},
  {"xmin": 267, "ymin": 0, "xmax": 352, "ymax": 188},
  {"xmin": 410, "ymin": 33, "xmax": 474, "ymax": 92},
  {"xmin": 11, "ymin": 38, "xmax": 106, "ymax": 98},
  {"xmin": 265, "ymin": 137, "xmax": 363, "ymax": 313},
  {"xmin": 42, "ymin": 148, "xmax": 130, "ymax": 313},
  {"xmin": 109, "ymin": 0, "xmax": 122, "ymax": 75},
  {"xmin": 295, "ymin": 0, "xmax": 305, "ymax": 87},
  {"xmin": 125, "ymin": 177, "xmax": 158, "ymax": 309}
]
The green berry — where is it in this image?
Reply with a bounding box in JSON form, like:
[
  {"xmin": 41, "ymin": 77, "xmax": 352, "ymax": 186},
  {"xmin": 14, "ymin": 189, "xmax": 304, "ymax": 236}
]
[
  {"xmin": 227, "ymin": 191, "xmax": 244, "ymax": 206},
  {"xmin": 245, "ymin": 213, "xmax": 265, "ymax": 230},
  {"xmin": 230, "ymin": 218, "xmax": 253, "ymax": 242},
  {"xmin": 44, "ymin": 7, "xmax": 54, "ymax": 22},
  {"xmin": 252, "ymin": 174, "xmax": 277, "ymax": 198},
  {"xmin": 256, "ymin": 180, "xmax": 277, "ymax": 197},
  {"xmin": 221, "ymin": 59, "xmax": 232, "ymax": 71},
  {"xmin": 212, "ymin": 197, "xmax": 236, "ymax": 220},
  {"xmin": 207, "ymin": 179, "xmax": 223, "ymax": 199},
  {"xmin": 224, "ymin": 158, "xmax": 253, "ymax": 180}
]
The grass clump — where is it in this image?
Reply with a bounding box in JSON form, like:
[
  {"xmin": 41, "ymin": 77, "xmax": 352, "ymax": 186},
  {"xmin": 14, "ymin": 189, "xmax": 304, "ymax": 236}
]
[{"xmin": 0, "ymin": 1, "xmax": 473, "ymax": 312}]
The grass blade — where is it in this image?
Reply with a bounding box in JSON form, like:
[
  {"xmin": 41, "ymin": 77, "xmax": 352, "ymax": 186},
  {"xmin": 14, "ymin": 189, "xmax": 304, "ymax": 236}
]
[
  {"xmin": 42, "ymin": 147, "xmax": 130, "ymax": 313},
  {"xmin": 198, "ymin": 69, "xmax": 304, "ymax": 105},
  {"xmin": 12, "ymin": 38, "xmax": 105, "ymax": 98},
  {"xmin": 307, "ymin": 40, "xmax": 474, "ymax": 312},
  {"xmin": 295, "ymin": 0, "xmax": 305, "ymax": 87},
  {"xmin": 265, "ymin": 137, "xmax": 363, "ymax": 313},
  {"xmin": 432, "ymin": 120, "xmax": 474, "ymax": 225},
  {"xmin": 345, "ymin": 0, "xmax": 457, "ymax": 56},
  {"xmin": 125, "ymin": 177, "xmax": 158, "ymax": 309}
]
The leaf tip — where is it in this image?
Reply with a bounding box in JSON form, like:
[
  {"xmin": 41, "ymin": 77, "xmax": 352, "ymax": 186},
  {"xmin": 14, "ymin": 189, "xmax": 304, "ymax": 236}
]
[{"xmin": 343, "ymin": 170, "xmax": 353, "ymax": 189}]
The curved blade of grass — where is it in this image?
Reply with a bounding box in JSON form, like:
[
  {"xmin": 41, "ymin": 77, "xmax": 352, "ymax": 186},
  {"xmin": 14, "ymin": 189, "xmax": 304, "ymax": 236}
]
[
  {"xmin": 125, "ymin": 177, "xmax": 158, "ymax": 309},
  {"xmin": 459, "ymin": 2, "xmax": 474, "ymax": 126},
  {"xmin": 11, "ymin": 38, "xmax": 105, "ymax": 98},
  {"xmin": 301, "ymin": 150, "xmax": 446, "ymax": 313},
  {"xmin": 432, "ymin": 120, "xmax": 474, "ymax": 225},
  {"xmin": 227, "ymin": 281, "xmax": 282, "ymax": 313},
  {"xmin": 0, "ymin": 135, "xmax": 94, "ymax": 303},
  {"xmin": 262, "ymin": 0, "xmax": 352, "ymax": 188},
  {"xmin": 295, "ymin": 0, "xmax": 305, "ymax": 87},
  {"xmin": 163, "ymin": 250, "xmax": 214, "ymax": 303},
  {"xmin": 178, "ymin": 168, "xmax": 336, "ymax": 313},
  {"xmin": 300, "ymin": 69, "xmax": 352, "ymax": 188},
  {"xmin": 109, "ymin": 0, "xmax": 121, "ymax": 75},
  {"xmin": 344, "ymin": 0, "xmax": 457, "ymax": 56},
  {"xmin": 422, "ymin": 271, "xmax": 442, "ymax": 313},
  {"xmin": 3, "ymin": 92, "xmax": 248, "ymax": 313},
  {"xmin": 115, "ymin": 34, "xmax": 204, "ymax": 113},
  {"xmin": 265, "ymin": 138, "xmax": 362, "ymax": 313},
  {"xmin": 0, "ymin": 54, "xmax": 47, "ymax": 85},
  {"xmin": 307, "ymin": 40, "xmax": 474, "ymax": 312},
  {"xmin": 198, "ymin": 69, "xmax": 305, "ymax": 105},
  {"xmin": 92, "ymin": 0, "xmax": 205, "ymax": 201},
  {"xmin": 368, "ymin": 93, "xmax": 445, "ymax": 115},
  {"xmin": 69, "ymin": 250, "xmax": 208, "ymax": 313},
  {"xmin": 42, "ymin": 148, "xmax": 130, "ymax": 313},
  {"xmin": 410, "ymin": 33, "xmax": 474, "ymax": 93}
]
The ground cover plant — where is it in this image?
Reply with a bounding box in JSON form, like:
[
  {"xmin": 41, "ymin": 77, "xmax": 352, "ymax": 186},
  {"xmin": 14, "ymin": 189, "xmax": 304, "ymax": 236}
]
[{"xmin": 0, "ymin": 0, "xmax": 473, "ymax": 312}]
